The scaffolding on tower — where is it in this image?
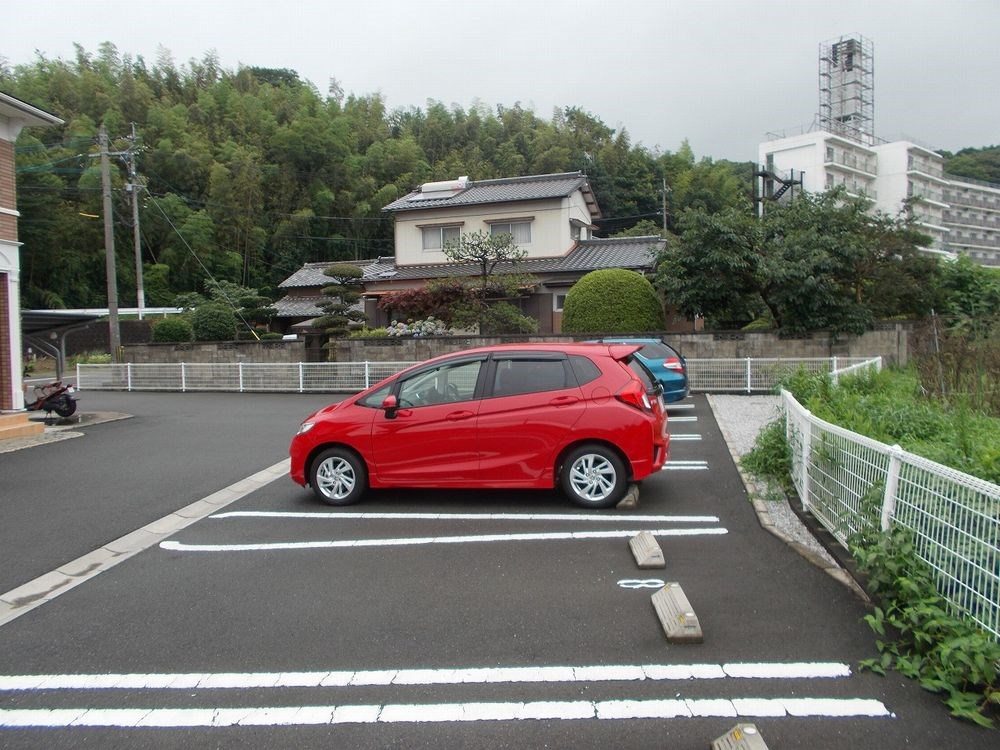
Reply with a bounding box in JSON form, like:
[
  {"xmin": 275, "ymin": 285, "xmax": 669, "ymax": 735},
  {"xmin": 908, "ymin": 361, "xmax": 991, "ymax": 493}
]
[{"xmin": 818, "ymin": 34, "xmax": 874, "ymax": 146}]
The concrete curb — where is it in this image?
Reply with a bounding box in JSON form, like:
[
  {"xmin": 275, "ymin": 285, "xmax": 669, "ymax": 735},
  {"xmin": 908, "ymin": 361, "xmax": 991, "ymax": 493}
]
[
  {"xmin": 0, "ymin": 412, "xmax": 132, "ymax": 454},
  {"xmin": 0, "ymin": 458, "xmax": 291, "ymax": 628}
]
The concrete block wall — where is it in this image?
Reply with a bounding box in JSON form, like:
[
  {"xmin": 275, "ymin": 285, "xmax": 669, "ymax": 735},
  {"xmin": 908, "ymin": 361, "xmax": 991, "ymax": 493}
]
[
  {"xmin": 123, "ymin": 340, "xmax": 307, "ymax": 364},
  {"xmin": 331, "ymin": 323, "xmax": 914, "ymax": 366}
]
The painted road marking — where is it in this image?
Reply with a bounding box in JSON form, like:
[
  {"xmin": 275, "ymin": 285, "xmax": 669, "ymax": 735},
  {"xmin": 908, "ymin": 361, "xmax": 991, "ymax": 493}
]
[
  {"xmin": 617, "ymin": 579, "xmax": 665, "ymax": 589},
  {"xmin": 667, "ymin": 404, "xmax": 695, "ymax": 410},
  {"xmin": 0, "ymin": 662, "xmax": 855, "ymax": 691},
  {"xmin": 0, "ymin": 698, "xmax": 893, "ymax": 727},
  {"xmin": 159, "ymin": 527, "xmax": 729, "ymax": 553},
  {"xmin": 668, "ymin": 416, "xmax": 698, "ymax": 422},
  {"xmin": 212, "ymin": 511, "xmax": 721, "ymax": 523},
  {"xmin": 661, "ymin": 461, "xmax": 709, "ymax": 471},
  {"xmin": 669, "ymin": 434, "xmax": 702, "ymax": 442}
]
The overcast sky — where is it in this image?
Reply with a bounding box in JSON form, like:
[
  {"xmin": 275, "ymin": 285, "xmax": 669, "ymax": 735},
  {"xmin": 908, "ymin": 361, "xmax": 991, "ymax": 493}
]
[{"xmin": 4, "ymin": 0, "xmax": 998, "ymax": 162}]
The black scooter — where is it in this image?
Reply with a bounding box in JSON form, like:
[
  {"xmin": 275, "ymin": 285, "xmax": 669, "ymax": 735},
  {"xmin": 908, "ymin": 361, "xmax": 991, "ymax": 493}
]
[{"xmin": 25, "ymin": 381, "xmax": 78, "ymax": 419}]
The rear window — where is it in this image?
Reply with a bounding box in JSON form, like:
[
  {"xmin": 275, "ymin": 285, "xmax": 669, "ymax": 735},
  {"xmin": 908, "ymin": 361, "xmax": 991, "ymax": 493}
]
[
  {"xmin": 627, "ymin": 358, "xmax": 658, "ymax": 392},
  {"xmin": 637, "ymin": 342, "xmax": 677, "ymax": 359}
]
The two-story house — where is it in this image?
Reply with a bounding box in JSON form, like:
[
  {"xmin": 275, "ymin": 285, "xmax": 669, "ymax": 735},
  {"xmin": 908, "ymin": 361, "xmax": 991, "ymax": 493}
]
[{"xmin": 274, "ymin": 171, "xmax": 672, "ymax": 335}]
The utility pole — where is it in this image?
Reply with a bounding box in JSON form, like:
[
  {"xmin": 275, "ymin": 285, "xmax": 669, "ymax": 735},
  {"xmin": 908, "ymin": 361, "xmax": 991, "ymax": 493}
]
[
  {"xmin": 662, "ymin": 178, "xmax": 669, "ymax": 232},
  {"xmin": 125, "ymin": 123, "xmax": 145, "ymax": 319},
  {"xmin": 99, "ymin": 124, "xmax": 121, "ymax": 357}
]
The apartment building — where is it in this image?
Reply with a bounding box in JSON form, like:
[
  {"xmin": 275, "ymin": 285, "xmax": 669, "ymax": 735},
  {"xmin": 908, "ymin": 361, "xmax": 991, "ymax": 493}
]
[{"xmin": 759, "ymin": 131, "xmax": 1000, "ymax": 265}]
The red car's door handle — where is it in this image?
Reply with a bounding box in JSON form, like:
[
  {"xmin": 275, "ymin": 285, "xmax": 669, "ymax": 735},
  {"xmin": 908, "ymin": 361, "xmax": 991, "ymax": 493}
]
[
  {"xmin": 446, "ymin": 410, "xmax": 476, "ymax": 421},
  {"xmin": 549, "ymin": 396, "xmax": 579, "ymax": 406}
]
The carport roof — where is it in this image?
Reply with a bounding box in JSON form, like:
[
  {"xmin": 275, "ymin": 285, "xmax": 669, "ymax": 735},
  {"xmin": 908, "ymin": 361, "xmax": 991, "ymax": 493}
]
[{"xmin": 21, "ymin": 309, "xmax": 101, "ymax": 335}]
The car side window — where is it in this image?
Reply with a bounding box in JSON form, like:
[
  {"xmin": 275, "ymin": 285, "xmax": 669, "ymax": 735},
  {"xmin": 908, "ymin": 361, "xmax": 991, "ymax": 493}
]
[
  {"xmin": 398, "ymin": 360, "xmax": 482, "ymax": 407},
  {"xmin": 357, "ymin": 383, "xmax": 393, "ymax": 408},
  {"xmin": 569, "ymin": 355, "xmax": 601, "ymax": 386},
  {"xmin": 492, "ymin": 358, "xmax": 569, "ymax": 397}
]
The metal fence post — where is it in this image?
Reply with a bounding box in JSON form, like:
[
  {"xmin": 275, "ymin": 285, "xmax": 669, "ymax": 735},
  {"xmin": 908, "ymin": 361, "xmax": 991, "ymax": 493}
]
[
  {"xmin": 127, "ymin": 363, "xmax": 132, "ymax": 392},
  {"xmin": 831, "ymin": 356, "xmax": 839, "ymax": 386},
  {"xmin": 881, "ymin": 444, "xmax": 904, "ymax": 532},
  {"xmin": 76, "ymin": 363, "xmax": 81, "ymax": 391},
  {"xmin": 365, "ymin": 361, "xmax": 371, "ymax": 389},
  {"xmin": 745, "ymin": 357, "xmax": 752, "ymax": 394},
  {"xmin": 800, "ymin": 411, "xmax": 812, "ymax": 512},
  {"xmin": 298, "ymin": 363, "xmax": 304, "ymax": 394},
  {"xmin": 238, "ymin": 362, "xmax": 244, "ymax": 393},
  {"xmin": 181, "ymin": 363, "xmax": 187, "ymax": 393}
]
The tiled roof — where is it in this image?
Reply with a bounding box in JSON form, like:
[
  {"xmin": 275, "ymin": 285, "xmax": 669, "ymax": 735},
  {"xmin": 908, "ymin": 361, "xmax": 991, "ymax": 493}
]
[
  {"xmin": 276, "ymin": 237, "xmax": 663, "ymax": 294},
  {"xmin": 273, "ymin": 294, "xmax": 365, "ymax": 319},
  {"xmin": 272, "ymin": 295, "xmax": 327, "ymax": 318},
  {"xmin": 372, "ymin": 237, "xmax": 663, "ymax": 281},
  {"xmin": 382, "ymin": 172, "xmax": 600, "ymax": 217},
  {"xmin": 278, "ymin": 257, "xmax": 395, "ymax": 288}
]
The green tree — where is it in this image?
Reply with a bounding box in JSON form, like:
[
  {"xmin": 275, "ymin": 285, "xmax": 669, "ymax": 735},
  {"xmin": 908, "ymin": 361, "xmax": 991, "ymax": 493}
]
[
  {"xmin": 316, "ymin": 263, "xmax": 365, "ymax": 337},
  {"xmin": 151, "ymin": 316, "xmax": 193, "ymax": 342},
  {"xmin": 190, "ymin": 303, "xmax": 236, "ymax": 341},
  {"xmin": 657, "ymin": 190, "xmax": 934, "ymax": 333},
  {"xmin": 562, "ymin": 269, "xmax": 664, "ymax": 333},
  {"xmin": 442, "ymin": 230, "xmax": 530, "ymax": 332}
]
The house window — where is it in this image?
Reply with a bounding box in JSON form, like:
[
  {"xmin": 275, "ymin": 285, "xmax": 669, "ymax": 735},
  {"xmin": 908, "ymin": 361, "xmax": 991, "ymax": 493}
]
[
  {"xmin": 826, "ymin": 146, "xmax": 835, "ymax": 162},
  {"xmin": 553, "ymin": 293, "xmax": 567, "ymax": 312},
  {"xmin": 489, "ymin": 220, "xmax": 532, "ymax": 245},
  {"xmin": 421, "ymin": 225, "xmax": 461, "ymax": 251},
  {"xmin": 825, "ymin": 173, "xmax": 835, "ymax": 188}
]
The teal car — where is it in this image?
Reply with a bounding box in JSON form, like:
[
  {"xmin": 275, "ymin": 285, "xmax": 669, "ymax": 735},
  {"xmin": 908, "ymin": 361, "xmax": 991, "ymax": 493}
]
[{"xmin": 591, "ymin": 338, "xmax": 689, "ymax": 403}]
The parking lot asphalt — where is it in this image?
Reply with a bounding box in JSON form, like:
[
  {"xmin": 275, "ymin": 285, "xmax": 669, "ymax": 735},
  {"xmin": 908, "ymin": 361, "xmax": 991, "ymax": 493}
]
[{"xmin": 0, "ymin": 391, "xmax": 994, "ymax": 748}]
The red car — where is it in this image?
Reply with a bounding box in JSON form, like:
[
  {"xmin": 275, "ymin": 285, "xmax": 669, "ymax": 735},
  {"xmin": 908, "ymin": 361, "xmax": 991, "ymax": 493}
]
[{"xmin": 289, "ymin": 343, "xmax": 669, "ymax": 509}]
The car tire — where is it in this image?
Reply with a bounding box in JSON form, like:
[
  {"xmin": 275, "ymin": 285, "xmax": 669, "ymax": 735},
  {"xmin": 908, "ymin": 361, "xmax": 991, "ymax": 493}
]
[
  {"xmin": 560, "ymin": 444, "xmax": 627, "ymax": 509},
  {"xmin": 309, "ymin": 447, "xmax": 368, "ymax": 506}
]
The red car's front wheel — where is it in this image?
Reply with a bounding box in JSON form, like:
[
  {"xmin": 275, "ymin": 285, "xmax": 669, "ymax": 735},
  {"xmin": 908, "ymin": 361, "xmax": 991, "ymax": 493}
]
[{"xmin": 310, "ymin": 447, "xmax": 368, "ymax": 506}]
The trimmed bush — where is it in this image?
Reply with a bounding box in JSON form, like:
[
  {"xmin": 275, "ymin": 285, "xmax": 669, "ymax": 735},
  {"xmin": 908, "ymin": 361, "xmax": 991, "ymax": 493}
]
[
  {"xmin": 562, "ymin": 269, "xmax": 665, "ymax": 333},
  {"xmin": 191, "ymin": 304, "xmax": 237, "ymax": 341},
  {"xmin": 480, "ymin": 302, "xmax": 539, "ymax": 335},
  {"xmin": 151, "ymin": 316, "xmax": 194, "ymax": 343}
]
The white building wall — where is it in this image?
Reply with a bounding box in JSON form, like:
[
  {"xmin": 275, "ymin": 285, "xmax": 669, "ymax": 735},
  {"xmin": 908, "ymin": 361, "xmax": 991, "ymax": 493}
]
[
  {"xmin": 393, "ymin": 194, "xmax": 589, "ymax": 266},
  {"xmin": 943, "ymin": 178, "xmax": 1000, "ymax": 266}
]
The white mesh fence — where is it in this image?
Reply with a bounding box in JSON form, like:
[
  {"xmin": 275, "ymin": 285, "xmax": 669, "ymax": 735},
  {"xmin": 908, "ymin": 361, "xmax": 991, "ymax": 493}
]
[
  {"xmin": 685, "ymin": 357, "xmax": 874, "ymax": 393},
  {"xmin": 76, "ymin": 362, "xmax": 417, "ymax": 393},
  {"xmin": 783, "ymin": 388, "xmax": 1000, "ymax": 641}
]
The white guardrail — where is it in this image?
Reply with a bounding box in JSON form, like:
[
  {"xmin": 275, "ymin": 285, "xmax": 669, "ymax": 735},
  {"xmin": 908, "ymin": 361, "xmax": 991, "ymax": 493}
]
[
  {"xmin": 76, "ymin": 357, "xmax": 879, "ymax": 395},
  {"xmin": 783, "ymin": 381, "xmax": 1000, "ymax": 642}
]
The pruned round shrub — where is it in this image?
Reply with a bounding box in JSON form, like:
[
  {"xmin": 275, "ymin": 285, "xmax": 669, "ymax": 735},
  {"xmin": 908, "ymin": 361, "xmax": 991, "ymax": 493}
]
[
  {"xmin": 151, "ymin": 316, "xmax": 194, "ymax": 343},
  {"xmin": 191, "ymin": 304, "xmax": 237, "ymax": 341},
  {"xmin": 481, "ymin": 302, "xmax": 539, "ymax": 335},
  {"xmin": 562, "ymin": 269, "xmax": 664, "ymax": 333}
]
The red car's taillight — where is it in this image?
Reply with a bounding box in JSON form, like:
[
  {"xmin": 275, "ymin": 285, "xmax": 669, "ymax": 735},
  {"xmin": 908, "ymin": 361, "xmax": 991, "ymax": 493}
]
[
  {"xmin": 616, "ymin": 379, "xmax": 652, "ymax": 412},
  {"xmin": 664, "ymin": 357, "xmax": 685, "ymax": 371}
]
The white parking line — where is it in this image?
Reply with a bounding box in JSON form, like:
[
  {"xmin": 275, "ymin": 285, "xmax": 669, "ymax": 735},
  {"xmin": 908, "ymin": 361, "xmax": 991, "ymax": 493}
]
[
  {"xmin": 159, "ymin": 527, "xmax": 729, "ymax": 553},
  {"xmin": 669, "ymin": 434, "xmax": 702, "ymax": 442},
  {"xmin": 661, "ymin": 461, "xmax": 709, "ymax": 471},
  {"xmin": 212, "ymin": 511, "xmax": 721, "ymax": 523},
  {"xmin": 667, "ymin": 404, "xmax": 695, "ymax": 410},
  {"xmin": 0, "ymin": 662, "xmax": 853, "ymax": 691},
  {"xmin": 0, "ymin": 697, "xmax": 893, "ymax": 727},
  {"xmin": 668, "ymin": 416, "xmax": 698, "ymax": 422}
]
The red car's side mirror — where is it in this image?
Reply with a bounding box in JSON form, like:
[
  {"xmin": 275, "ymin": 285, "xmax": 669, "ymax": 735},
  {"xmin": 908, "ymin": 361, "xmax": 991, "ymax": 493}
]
[{"xmin": 381, "ymin": 394, "xmax": 399, "ymax": 418}]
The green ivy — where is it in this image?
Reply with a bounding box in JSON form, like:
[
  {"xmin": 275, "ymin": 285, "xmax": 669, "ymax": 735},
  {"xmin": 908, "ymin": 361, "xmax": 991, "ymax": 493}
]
[{"xmin": 853, "ymin": 529, "xmax": 1000, "ymax": 728}]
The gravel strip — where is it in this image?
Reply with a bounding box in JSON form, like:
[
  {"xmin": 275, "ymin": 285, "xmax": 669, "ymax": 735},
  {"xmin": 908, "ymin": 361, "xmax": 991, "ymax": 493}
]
[{"xmin": 706, "ymin": 394, "xmax": 839, "ymax": 567}]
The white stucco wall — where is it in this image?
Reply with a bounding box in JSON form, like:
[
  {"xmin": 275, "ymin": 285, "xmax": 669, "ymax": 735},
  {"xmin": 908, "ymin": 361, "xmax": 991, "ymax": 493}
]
[{"xmin": 392, "ymin": 194, "xmax": 591, "ymax": 266}]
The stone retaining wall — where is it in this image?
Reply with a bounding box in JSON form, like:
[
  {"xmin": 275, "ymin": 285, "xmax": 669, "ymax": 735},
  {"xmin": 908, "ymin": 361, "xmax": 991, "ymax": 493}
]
[{"xmin": 120, "ymin": 322, "xmax": 916, "ymax": 366}]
